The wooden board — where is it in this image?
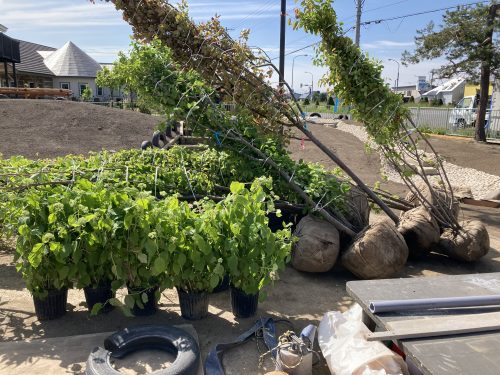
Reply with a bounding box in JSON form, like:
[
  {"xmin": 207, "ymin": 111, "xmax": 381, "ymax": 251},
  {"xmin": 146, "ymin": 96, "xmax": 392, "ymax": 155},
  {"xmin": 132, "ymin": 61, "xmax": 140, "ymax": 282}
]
[
  {"xmin": 461, "ymin": 198, "xmax": 500, "ymax": 208},
  {"xmin": 368, "ymin": 311, "xmax": 500, "ymax": 341}
]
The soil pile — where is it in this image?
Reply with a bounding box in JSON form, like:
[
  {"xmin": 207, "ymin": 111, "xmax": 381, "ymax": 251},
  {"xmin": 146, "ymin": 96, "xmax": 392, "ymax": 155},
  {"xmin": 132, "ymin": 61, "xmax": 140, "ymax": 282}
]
[{"xmin": 0, "ymin": 99, "xmax": 162, "ymax": 158}]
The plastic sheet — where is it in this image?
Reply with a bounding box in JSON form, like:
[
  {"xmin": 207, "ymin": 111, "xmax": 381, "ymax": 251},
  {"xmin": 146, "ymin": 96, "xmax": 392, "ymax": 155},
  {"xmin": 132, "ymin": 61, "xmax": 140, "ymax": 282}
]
[{"xmin": 318, "ymin": 304, "xmax": 409, "ymax": 375}]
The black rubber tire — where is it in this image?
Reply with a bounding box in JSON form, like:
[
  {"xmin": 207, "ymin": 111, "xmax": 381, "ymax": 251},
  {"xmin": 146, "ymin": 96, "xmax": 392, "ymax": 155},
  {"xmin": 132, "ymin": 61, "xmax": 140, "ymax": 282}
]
[
  {"xmin": 141, "ymin": 140, "xmax": 152, "ymax": 150},
  {"xmin": 309, "ymin": 112, "xmax": 321, "ymax": 118},
  {"xmin": 86, "ymin": 325, "xmax": 200, "ymax": 375},
  {"xmin": 152, "ymin": 131, "xmax": 164, "ymax": 148}
]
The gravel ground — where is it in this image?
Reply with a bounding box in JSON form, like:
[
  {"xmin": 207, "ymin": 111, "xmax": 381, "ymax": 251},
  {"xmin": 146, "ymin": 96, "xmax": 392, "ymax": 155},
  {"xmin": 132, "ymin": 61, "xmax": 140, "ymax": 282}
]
[{"xmin": 336, "ymin": 121, "xmax": 500, "ymax": 199}]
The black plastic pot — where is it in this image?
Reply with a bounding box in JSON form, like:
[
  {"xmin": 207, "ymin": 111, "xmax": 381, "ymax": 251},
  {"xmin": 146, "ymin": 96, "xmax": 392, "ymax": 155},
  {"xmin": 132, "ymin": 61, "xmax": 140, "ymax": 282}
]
[
  {"xmin": 84, "ymin": 283, "xmax": 115, "ymax": 314},
  {"xmin": 267, "ymin": 212, "xmax": 305, "ymax": 233},
  {"xmin": 230, "ymin": 286, "xmax": 259, "ymax": 318},
  {"xmin": 212, "ymin": 274, "xmax": 230, "ymax": 293},
  {"xmin": 127, "ymin": 286, "xmax": 158, "ymax": 316},
  {"xmin": 177, "ymin": 289, "xmax": 209, "ymax": 320},
  {"xmin": 33, "ymin": 288, "xmax": 68, "ymax": 321}
]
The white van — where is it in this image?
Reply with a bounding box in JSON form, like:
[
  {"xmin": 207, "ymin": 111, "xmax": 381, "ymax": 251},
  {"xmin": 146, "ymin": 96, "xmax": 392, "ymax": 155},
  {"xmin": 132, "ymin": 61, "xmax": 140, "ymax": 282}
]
[{"xmin": 449, "ymin": 95, "xmax": 492, "ymax": 128}]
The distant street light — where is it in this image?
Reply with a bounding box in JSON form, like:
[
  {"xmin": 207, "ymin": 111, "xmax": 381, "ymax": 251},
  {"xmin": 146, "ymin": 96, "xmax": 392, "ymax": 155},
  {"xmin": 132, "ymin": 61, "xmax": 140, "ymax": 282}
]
[
  {"xmin": 292, "ymin": 54, "xmax": 308, "ymax": 93},
  {"xmin": 304, "ymin": 71, "xmax": 314, "ymax": 98},
  {"xmin": 388, "ymin": 58, "xmax": 400, "ymax": 93}
]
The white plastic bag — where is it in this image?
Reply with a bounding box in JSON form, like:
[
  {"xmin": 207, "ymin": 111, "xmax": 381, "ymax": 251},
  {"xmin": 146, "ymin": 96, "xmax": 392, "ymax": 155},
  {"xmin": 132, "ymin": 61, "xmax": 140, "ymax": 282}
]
[{"xmin": 318, "ymin": 304, "xmax": 409, "ymax": 375}]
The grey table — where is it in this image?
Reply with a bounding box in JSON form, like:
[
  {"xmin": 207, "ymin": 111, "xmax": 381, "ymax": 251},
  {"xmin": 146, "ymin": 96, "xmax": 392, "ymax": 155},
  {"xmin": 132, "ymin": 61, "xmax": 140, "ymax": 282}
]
[{"xmin": 347, "ymin": 272, "xmax": 500, "ymax": 375}]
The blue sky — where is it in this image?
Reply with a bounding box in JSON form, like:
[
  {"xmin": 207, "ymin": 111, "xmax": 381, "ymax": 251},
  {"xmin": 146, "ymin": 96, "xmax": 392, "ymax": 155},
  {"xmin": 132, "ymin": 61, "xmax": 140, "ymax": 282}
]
[{"xmin": 0, "ymin": 0, "xmax": 487, "ymax": 93}]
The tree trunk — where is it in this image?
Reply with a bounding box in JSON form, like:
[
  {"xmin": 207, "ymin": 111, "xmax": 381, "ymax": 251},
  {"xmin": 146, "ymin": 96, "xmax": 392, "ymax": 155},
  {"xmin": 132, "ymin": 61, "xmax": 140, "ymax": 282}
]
[
  {"xmin": 475, "ymin": 63, "xmax": 490, "ymax": 142},
  {"xmin": 475, "ymin": 4, "xmax": 498, "ymax": 142}
]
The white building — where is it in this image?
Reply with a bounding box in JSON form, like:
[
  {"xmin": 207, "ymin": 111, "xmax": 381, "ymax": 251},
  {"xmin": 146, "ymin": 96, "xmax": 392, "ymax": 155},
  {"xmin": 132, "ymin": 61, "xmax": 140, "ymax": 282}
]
[
  {"xmin": 421, "ymin": 78, "xmax": 466, "ymax": 105},
  {"xmin": 0, "ymin": 34, "xmax": 121, "ymax": 101}
]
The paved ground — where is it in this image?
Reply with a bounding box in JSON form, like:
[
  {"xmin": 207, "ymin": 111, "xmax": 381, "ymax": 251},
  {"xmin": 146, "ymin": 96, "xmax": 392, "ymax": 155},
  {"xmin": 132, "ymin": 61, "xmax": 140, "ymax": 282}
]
[{"xmin": 1, "ymin": 105, "xmax": 500, "ymax": 374}]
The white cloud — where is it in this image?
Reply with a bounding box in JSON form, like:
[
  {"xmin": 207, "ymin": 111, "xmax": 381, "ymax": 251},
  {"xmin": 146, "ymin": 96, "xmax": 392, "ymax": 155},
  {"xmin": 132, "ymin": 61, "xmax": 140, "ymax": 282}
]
[
  {"xmin": 362, "ymin": 40, "xmax": 414, "ymax": 49},
  {"xmin": 1, "ymin": 1, "xmax": 123, "ymax": 29}
]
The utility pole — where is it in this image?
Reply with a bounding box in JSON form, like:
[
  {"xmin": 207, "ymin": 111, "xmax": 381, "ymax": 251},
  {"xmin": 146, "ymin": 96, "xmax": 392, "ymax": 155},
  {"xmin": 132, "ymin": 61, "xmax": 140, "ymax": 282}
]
[
  {"xmin": 279, "ymin": 0, "xmax": 286, "ymax": 88},
  {"xmin": 355, "ymin": 0, "xmax": 364, "ymax": 47},
  {"xmin": 475, "ymin": 3, "xmax": 499, "ymax": 142}
]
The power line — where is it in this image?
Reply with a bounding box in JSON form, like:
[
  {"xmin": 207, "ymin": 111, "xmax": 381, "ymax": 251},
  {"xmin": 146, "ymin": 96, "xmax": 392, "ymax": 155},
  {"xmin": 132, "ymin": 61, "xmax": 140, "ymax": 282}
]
[
  {"xmin": 360, "ymin": 1, "xmax": 489, "ymax": 26},
  {"xmin": 232, "ymin": 0, "xmax": 276, "ymax": 31},
  {"xmin": 271, "ymin": 0, "xmax": 490, "ymax": 60}
]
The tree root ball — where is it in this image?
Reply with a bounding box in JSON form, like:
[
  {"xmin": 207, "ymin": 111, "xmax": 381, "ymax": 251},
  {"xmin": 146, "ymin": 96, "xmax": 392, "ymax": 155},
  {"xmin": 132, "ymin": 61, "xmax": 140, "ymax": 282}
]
[
  {"xmin": 344, "ymin": 185, "xmax": 370, "ymax": 232},
  {"xmin": 398, "ymin": 206, "xmax": 440, "ymax": 258},
  {"xmin": 405, "ymin": 182, "xmax": 460, "ymax": 222},
  {"xmin": 291, "ymin": 215, "xmax": 340, "ymax": 273},
  {"xmin": 438, "ymin": 220, "xmax": 490, "ymax": 262},
  {"xmin": 341, "ymin": 220, "xmax": 409, "ymax": 279}
]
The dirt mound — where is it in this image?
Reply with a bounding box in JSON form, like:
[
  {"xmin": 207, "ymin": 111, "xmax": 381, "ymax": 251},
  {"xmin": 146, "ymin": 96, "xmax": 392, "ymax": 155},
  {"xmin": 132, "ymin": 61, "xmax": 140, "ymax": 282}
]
[{"xmin": 0, "ymin": 99, "xmax": 163, "ymax": 159}]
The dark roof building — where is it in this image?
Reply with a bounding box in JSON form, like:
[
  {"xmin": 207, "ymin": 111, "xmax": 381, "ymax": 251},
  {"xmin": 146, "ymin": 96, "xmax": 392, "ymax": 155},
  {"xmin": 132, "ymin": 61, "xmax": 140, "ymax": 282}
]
[{"xmin": 16, "ymin": 40, "xmax": 56, "ymax": 76}]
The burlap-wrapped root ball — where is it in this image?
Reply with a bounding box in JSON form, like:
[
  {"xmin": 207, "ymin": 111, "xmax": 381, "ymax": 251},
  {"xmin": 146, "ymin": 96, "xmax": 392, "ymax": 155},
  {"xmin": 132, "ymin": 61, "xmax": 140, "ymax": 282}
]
[
  {"xmin": 438, "ymin": 220, "xmax": 490, "ymax": 262},
  {"xmin": 405, "ymin": 182, "xmax": 460, "ymax": 222},
  {"xmin": 343, "ymin": 185, "xmax": 370, "ymax": 232},
  {"xmin": 341, "ymin": 220, "xmax": 409, "ymax": 279},
  {"xmin": 291, "ymin": 215, "xmax": 340, "ymax": 273},
  {"xmin": 398, "ymin": 206, "xmax": 440, "ymax": 258}
]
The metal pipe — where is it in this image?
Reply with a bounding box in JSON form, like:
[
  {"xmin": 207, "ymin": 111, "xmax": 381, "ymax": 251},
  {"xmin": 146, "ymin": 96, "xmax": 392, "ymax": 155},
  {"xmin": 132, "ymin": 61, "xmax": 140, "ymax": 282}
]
[{"xmin": 370, "ymin": 295, "xmax": 500, "ymax": 314}]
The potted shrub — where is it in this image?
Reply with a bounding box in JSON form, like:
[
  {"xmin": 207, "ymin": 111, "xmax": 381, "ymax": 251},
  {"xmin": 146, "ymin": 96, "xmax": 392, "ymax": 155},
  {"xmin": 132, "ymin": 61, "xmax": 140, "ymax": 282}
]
[
  {"xmin": 70, "ymin": 181, "xmax": 117, "ymax": 315},
  {"xmin": 14, "ymin": 187, "xmax": 75, "ymax": 320},
  {"xmin": 167, "ymin": 199, "xmax": 224, "ymax": 320},
  {"xmin": 217, "ymin": 178, "xmax": 293, "ymax": 318},
  {"xmin": 110, "ymin": 190, "xmax": 168, "ymax": 316}
]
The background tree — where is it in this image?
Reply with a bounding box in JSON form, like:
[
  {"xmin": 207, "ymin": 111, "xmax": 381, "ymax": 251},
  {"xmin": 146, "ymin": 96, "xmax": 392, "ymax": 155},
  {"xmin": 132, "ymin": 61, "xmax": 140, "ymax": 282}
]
[
  {"xmin": 99, "ymin": 38, "xmax": 208, "ymax": 120},
  {"xmin": 319, "ymin": 92, "xmax": 328, "ymax": 102},
  {"xmin": 402, "ymin": 3, "xmax": 499, "ymax": 142},
  {"xmin": 81, "ymin": 87, "xmax": 93, "ymax": 102},
  {"xmin": 312, "ymin": 91, "xmax": 321, "ymax": 102},
  {"xmin": 96, "ymin": 66, "xmax": 122, "ymax": 99}
]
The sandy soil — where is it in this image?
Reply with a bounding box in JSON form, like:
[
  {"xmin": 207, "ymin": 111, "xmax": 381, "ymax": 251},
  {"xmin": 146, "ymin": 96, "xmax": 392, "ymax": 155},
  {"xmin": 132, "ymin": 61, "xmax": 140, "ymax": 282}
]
[{"xmin": 1, "ymin": 101, "xmax": 500, "ymax": 374}]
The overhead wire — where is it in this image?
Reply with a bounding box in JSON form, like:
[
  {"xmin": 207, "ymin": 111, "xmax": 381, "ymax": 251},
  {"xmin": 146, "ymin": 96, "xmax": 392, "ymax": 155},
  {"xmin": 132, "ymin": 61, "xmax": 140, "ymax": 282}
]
[{"xmin": 270, "ymin": 0, "xmax": 491, "ymax": 60}]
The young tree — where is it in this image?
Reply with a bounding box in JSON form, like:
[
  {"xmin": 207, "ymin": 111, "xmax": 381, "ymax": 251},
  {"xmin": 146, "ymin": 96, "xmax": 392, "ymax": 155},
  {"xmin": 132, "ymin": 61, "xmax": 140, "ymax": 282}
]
[
  {"xmin": 81, "ymin": 87, "xmax": 93, "ymax": 102},
  {"xmin": 402, "ymin": 3, "xmax": 499, "ymax": 142},
  {"xmin": 101, "ymin": 38, "xmax": 208, "ymax": 119},
  {"xmin": 96, "ymin": 66, "xmax": 122, "ymax": 99}
]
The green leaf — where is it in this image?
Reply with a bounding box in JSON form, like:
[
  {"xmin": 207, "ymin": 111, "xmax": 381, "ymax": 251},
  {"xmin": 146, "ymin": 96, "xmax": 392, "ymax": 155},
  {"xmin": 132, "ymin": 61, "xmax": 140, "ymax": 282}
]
[
  {"xmin": 141, "ymin": 292, "xmax": 149, "ymax": 304},
  {"xmin": 209, "ymin": 274, "xmax": 219, "ymax": 289},
  {"xmin": 48, "ymin": 213, "xmax": 57, "ymax": 224},
  {"xmin": 90, "ymin": 303, "xmax": 103, "ymax": 316},
  {"xmin": 28, "ymin": 243, "xmax": 44, "ymax": 268},
  {"xmin": 230, "ymin": 181, "xmax": 245, "ymax": 194},
  {"xmin": 227, "ymin": 255, "xmax": 238, "ymax": 273},
  {"xmin": 138, "ymin": 253, "xmax": 148, "ymax": 264},
  {"xmin": 42, "ymin": 232, "xmax": 55, "ymax": 244},
  {"xmin": 152, "ymin": 257, "xmax": 167, "ymax": 276},
  {"xmin": 124, "ymin": 295, "xmax": 135, "ymax": 309},
  {"xmin": 109, "ymin": 297, "xmax": 123, "ymax": 307}
]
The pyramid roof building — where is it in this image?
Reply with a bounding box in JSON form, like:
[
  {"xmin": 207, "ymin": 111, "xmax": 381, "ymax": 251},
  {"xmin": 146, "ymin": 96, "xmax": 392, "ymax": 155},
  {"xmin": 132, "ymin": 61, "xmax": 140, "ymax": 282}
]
[{"xmin": 43, "ymin": 41, "xmax": 102, "ymax": 77}]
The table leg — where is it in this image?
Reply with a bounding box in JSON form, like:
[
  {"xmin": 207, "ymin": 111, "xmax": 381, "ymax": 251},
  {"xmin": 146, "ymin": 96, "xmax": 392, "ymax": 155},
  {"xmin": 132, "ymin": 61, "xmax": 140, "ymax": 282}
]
[{"xmin": 362, "ymin": 311, "xmax": 376, "ymax": 331}]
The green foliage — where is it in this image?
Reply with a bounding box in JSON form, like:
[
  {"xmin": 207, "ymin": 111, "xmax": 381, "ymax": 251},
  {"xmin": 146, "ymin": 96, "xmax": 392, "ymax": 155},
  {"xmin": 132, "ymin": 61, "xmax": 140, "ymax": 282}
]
[
  {"xmin": 319, "ymin": 92, "xmax": 328, "ymax": 102},
  {"xmin": 303, "ymin": 97, "xmax": 310, "ymax": 105},
  {"xmin": 401, "ymin": 4, "xmax": 500, "ymax": 81},
  {"xmin": 430, "ymin": 98, "xmax": 443, "ymax": 107},
  {"xmin": 293, "ymin": 1, "xmax": 409, "ymax": 147},
  {"xmin": 96, "ymin": 66, "xmax": 122, "ymax": 98},
  {"xmin": 216, "ymin": 178, "xmax": 293, "ymax": 295},
  {"xmin": 81, "ymin": 87, "xmax": 93, "ymax": 102},
  {"xmin": 327, "ymin": 96, "xmax": 335, "ymax": 106},
  {"xmin": 102, "ymin": 38, "xmax": 208, "ymax": 119},
  {"xmin": 14, "ymin": 185, "xmax": 77, "ymax": 298}
]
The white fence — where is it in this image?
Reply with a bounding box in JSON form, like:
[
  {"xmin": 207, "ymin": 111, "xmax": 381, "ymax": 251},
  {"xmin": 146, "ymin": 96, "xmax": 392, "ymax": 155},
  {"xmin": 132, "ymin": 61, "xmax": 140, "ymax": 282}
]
[{"xmin": 409, "ymin": 107, "xmax": 500, "ymax": 140}]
